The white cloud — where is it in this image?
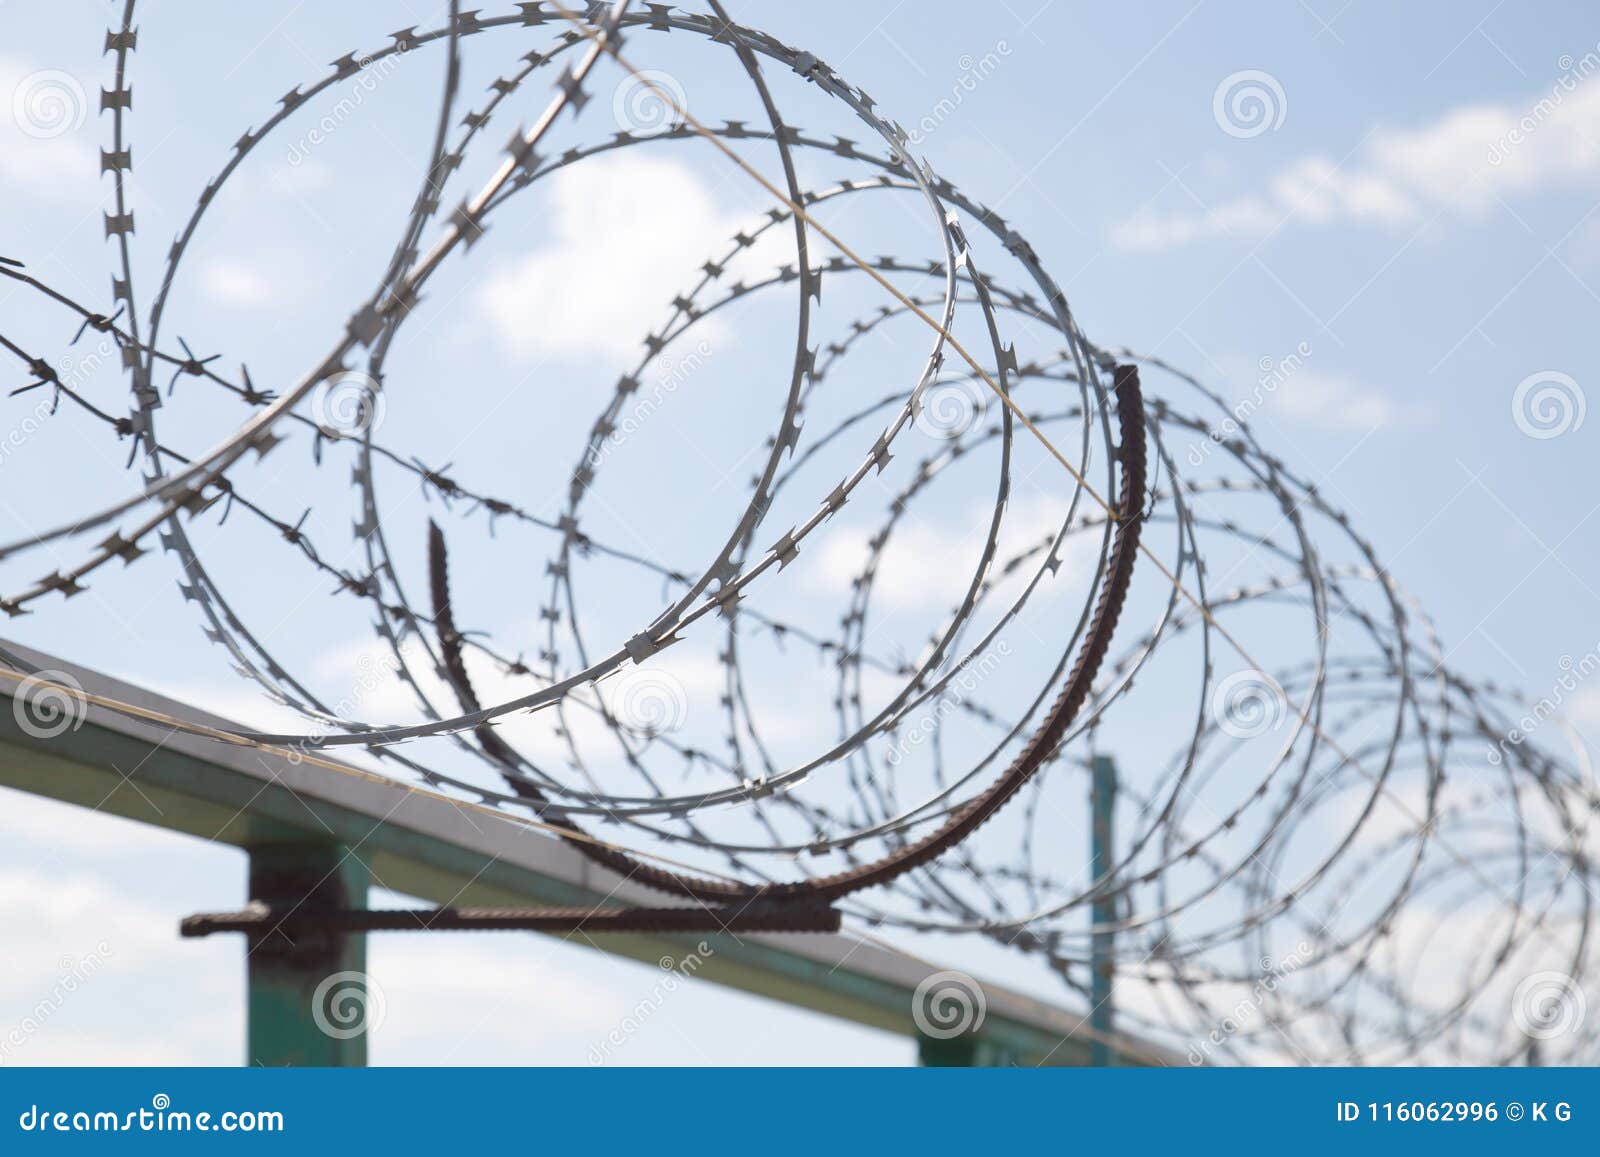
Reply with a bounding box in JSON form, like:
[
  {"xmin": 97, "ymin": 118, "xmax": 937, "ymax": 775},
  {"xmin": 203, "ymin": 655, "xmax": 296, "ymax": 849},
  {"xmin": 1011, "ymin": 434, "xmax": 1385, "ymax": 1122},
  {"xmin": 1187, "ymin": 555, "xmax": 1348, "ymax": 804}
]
[
  {"xmin": 815, "ymin": 494, "xmax": 1099, "ymax": 613},
  {"xmin": 0, "ymin": 57, "xmax": 100, "ymax": 208},
  {"xmin": 478, "ymin": 154, "xmax": 782, "ymax": 364},
  {"xmin": 0, "ymin": 786, "xmax": 193, "ymax": 861},
  {"xmin": 166, "ymin": 631, "xmax": 740, "ymax": 787},
  {"xmin": 1571, "ymin": 686, "xmax": 1600, "ymax": 728},
  {"xmin": 266, "ymin": 157, "xmax": 334, "ymax": 198},
  {"xmin": 199, "ymin": 261, "xmax": 275, "ymax": 307},
  {"xmin": 0, "ymin": 860, "xmax": 242, "ymax": 1065},
  {"xmin": 1270, "ymin": 367, "xmax": 1435, "ymax": 431},
  {"xmin": 818, "ymin": 518, "xmax": 980, "ymax": 612},
  {"xmin": 1115, "ymin": 73, "xmax": 1600, "ymax": 249},
  {"xmin": 369, "ymin": 936, "xmax": 631, "ymax": 1060}
]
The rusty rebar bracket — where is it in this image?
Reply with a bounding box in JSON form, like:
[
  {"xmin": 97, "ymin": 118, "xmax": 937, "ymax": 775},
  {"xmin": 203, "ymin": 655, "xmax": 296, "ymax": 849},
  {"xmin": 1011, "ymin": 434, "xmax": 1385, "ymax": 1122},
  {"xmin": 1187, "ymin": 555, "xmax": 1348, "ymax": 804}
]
[{"xmin": 180, "ymin": 901, "xmax": 842, "ymax": 937}]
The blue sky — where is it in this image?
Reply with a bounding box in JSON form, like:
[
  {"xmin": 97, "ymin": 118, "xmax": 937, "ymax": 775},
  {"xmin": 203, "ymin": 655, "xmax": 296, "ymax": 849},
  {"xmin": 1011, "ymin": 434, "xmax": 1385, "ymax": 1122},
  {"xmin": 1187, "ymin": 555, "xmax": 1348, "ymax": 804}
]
[{"xmin": 1, "ymin": 1, "xmax": 1598, "ymax": 1064}]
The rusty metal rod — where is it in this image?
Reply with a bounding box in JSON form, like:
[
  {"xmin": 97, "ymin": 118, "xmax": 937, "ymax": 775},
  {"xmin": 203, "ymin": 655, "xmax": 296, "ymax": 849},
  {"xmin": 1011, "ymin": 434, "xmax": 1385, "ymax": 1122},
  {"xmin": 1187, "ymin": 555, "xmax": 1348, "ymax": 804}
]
[{"xmin": 181, "ymin": 901, "xmax": 842, "ymax": 937}]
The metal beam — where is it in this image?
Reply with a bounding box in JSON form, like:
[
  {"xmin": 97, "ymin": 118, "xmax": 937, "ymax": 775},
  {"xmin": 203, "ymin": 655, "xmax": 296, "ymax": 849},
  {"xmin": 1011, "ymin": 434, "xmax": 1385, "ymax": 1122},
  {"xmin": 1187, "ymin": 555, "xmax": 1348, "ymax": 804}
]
[{"xmin": 0, "ymin": 639, "xmax": 1174, "ymax": 1066}]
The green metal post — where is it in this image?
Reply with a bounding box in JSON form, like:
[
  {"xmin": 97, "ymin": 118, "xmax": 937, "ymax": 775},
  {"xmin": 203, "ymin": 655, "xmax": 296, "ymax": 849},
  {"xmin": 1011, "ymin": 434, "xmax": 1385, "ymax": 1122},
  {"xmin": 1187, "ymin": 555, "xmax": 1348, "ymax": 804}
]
[
  {"xmin": 245, "ymin": 842, "xmax": 371, "ymax": 1066},
  {"xmin": 1089, "ymin": 755, "xmax": 1117, "ymax": 1066},
  {"xmin": 916, "ymin": 1032, "xmax": 1019, "ymax": 1066}
]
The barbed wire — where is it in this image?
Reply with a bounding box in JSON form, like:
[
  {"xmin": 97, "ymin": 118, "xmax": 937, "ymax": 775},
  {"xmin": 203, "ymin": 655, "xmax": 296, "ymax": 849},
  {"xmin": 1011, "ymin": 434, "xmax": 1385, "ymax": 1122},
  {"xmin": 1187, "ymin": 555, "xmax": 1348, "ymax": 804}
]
[{"xmin": 1, "ymin": 0, "xmax": 1595, "ymax": 1063}]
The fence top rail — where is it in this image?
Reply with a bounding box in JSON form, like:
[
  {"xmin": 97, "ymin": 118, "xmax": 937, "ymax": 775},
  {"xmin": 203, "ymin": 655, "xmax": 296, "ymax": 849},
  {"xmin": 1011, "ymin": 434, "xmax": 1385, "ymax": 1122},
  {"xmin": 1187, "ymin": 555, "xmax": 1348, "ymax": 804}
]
[{"xmin": 0, "ymin": 637, "xmax": 1175, "ymax": 1066}]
